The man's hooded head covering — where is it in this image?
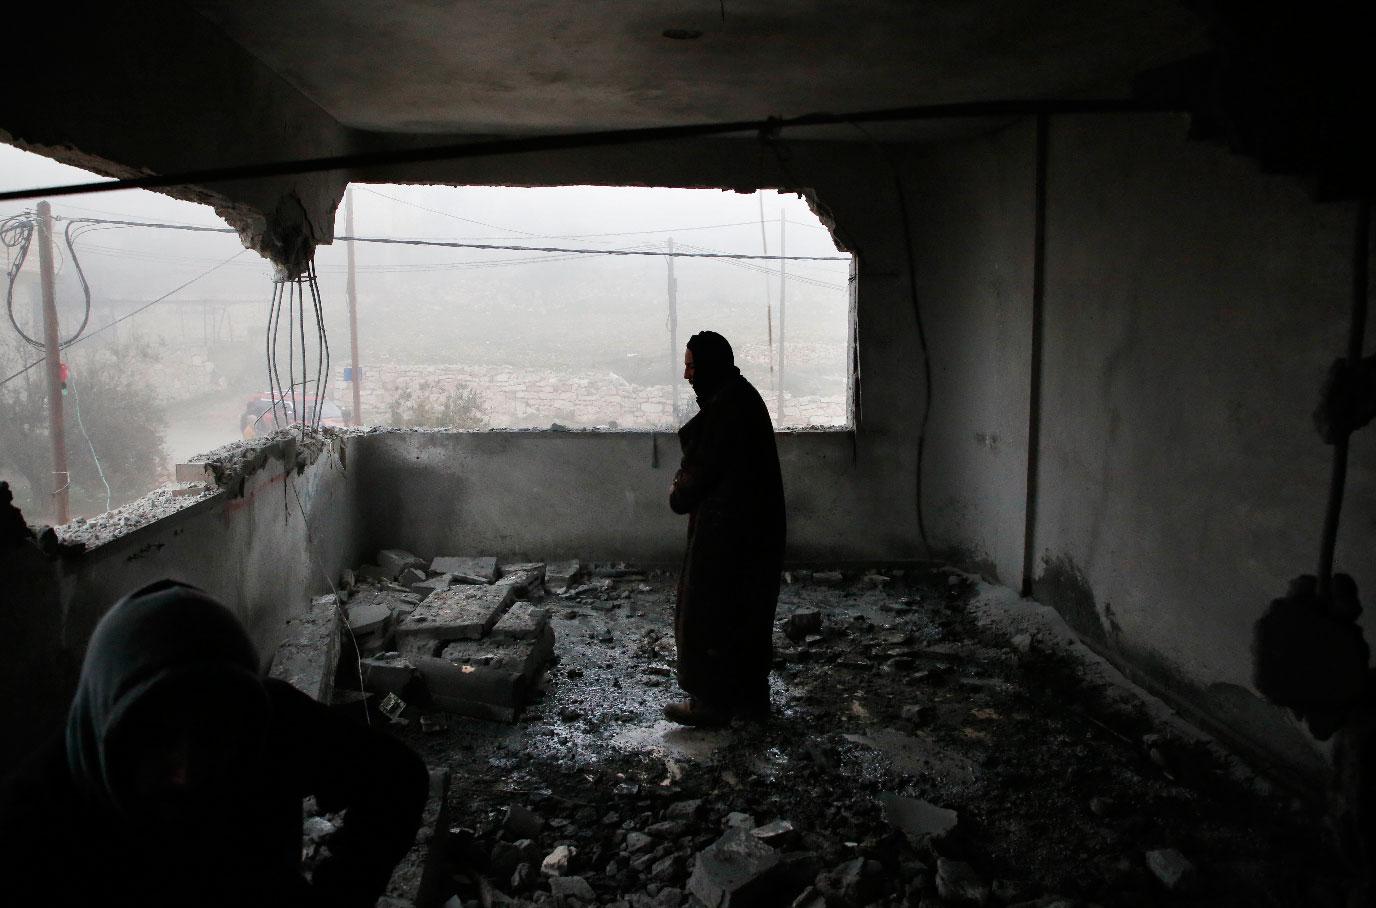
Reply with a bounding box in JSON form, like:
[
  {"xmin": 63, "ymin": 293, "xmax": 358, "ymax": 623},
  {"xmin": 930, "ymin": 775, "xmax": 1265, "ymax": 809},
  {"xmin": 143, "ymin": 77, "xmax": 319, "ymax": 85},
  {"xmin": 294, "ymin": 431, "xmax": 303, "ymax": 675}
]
[
  {"xmin": 65, "ymin": 580, "xmax": 268, "ymax": 814},
  {"xmin": 686, "ymin": 331, "xmax": 740, "ymax": 403}
]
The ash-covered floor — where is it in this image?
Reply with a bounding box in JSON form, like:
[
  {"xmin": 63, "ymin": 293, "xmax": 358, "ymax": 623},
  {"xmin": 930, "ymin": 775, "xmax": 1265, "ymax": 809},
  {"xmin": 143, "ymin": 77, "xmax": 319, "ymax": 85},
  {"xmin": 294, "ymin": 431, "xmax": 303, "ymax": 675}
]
[{"xmin": 331, "ymin": 566, "xmax": 1344, "ymax": 908}]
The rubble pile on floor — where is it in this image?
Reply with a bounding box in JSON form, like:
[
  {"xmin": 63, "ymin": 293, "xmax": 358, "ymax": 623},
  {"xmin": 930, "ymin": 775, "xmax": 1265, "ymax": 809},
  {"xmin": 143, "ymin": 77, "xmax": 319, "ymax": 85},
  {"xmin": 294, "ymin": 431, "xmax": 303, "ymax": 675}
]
[{"xmin": 278, "ymin": 564, "xmax": 1346, "ymax": 908}]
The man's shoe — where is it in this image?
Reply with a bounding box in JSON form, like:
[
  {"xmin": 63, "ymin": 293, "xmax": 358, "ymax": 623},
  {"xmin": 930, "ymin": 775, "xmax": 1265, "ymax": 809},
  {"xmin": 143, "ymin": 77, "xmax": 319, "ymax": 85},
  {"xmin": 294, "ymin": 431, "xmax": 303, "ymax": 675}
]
[{"xmin": 663, "ymin": 698, "xmax": 731, "ymax": 727}]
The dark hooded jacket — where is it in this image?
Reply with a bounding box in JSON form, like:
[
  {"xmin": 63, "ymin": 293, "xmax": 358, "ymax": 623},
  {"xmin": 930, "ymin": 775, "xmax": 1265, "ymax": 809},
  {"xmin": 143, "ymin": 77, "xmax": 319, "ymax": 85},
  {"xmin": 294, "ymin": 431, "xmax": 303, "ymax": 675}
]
[
  {"xmin": 0, "ymin": 581, "xmax": 427, "ymax": 908},
  {"xmin": 671, "ymin": 333, "xmax": 786, "ymax": 708}
]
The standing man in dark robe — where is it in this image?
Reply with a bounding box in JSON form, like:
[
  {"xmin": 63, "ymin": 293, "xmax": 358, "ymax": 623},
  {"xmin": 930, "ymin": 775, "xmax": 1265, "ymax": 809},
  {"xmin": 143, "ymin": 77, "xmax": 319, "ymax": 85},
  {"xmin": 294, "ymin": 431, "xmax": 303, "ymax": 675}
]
[{"xmin": 666, "ymin": 330, "xmax": 786, "ymax": 726}]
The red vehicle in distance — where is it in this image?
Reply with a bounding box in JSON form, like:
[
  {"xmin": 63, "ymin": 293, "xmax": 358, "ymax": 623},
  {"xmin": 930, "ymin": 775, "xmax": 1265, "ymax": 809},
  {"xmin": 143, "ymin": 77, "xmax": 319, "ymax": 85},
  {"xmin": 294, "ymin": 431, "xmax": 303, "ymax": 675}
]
[{"xmin": 240, "ymin": 391, "xmax": 349, "ymax": 438}]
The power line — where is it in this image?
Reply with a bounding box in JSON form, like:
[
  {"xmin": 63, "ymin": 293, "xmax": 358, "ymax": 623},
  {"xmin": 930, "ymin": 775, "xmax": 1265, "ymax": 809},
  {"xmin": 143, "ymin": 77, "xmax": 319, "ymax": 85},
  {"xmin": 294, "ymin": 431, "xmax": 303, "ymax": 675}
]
[
  {"xmin": 0, "ymin": 249, "xmax": 247, "ymax": 388},
  {"xmin": 55, "ymin": 215, "xmax": 851, "ymax": 261}
]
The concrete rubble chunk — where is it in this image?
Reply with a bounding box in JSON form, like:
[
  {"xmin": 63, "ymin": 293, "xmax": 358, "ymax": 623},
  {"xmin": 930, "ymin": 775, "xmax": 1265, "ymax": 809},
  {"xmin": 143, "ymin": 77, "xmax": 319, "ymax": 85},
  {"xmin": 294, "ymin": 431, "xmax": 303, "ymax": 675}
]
[
  {"xmin": 877, "ymin": 793, "xmax": 959, "ymax": 844},
  {"xmin": 549, "ymin": 875, "xmax": 596, "ymax": 904},
  {"xmin": 723, "ymin": 812, "xmax": 756, "ymax": 830},
  {"xmin": 687, "ymin": 827, "xmax": 782, "ymax": 908},
  {"xmin": 378, "ymin": 548, "xmax": 426, "ymax": 579},
  {"xmin": 545, "ymin": 559, "xmax": 582, "ymax": 593},
  {"xmin": 782, "ymin": 610, "xmax": 823, "ymax": 643},
  {"xmin": 357, "ymin": 563, "xmax": 391, "ymax": 582},
  {"xmin": 430, "ymin": 555, "xmax": 498, "ymax": 583},
  {"xmin": 1145, "ymin": 848, "xmax": 1196, "ymax": 892},
  {"xmin": 361, "ymin": 654, "xmax": 417, "ymax": 697},
  {"xmin": 935, "ymin": 858, "xmax": 989, "ymax": 905},
  {"xmin": 398, "ymin": 566, "xmax": 427, "ymax": 587},
  {"xmin": 396, "ymin": 584, "xmax": 517, "ymax": 649},
  {"xmin": 666, "ymin": 799, "xmax": 703, "ymax": 820},
  {"xmin": 268, "ymin": 594, "xmax": 340, "ymax": 703},
  {"xmin": 491, "ymin": 838, "xmax": 541, "ymax": 879},
  {"xmin": 542, "ymin": 844, "xmax": 576, "ymax": 876},
  {"xmin": 492, "ymin": 602, "xmax": 552, "ymax": 641}
]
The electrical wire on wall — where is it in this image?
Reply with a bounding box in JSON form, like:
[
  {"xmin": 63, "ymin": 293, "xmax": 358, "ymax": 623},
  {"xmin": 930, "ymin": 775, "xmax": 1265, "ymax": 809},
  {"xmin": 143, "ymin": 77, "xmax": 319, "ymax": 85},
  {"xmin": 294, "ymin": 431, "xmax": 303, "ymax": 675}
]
[{"xmin": 265, "ymin": 260, "xmax": 331, "ymax": 437}]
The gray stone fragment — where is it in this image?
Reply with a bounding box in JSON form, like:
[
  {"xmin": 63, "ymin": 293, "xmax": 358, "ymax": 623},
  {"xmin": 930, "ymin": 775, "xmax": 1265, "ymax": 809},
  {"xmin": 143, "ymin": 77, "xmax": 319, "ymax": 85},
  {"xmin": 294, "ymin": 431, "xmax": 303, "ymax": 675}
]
[
  {"xmin": 1145, "ymin": 848, "xmax": 1196, "ymax": 892},
  {"xmin": 430, "ymin": 555, "xmax": 498, "ymax": 583},
  {"xmin": 666, "ymin": 799, "xmax": 703, "ymax": 820},
  {"xmin": 625, "ymin": 831, "xmax": 655, "ymax": 853},
  {"xmin": 549, "ymin": 875, "xmax": 595, "ymax": 903},
  {"xmin": 398, "ymin": 566, "xmax": 427, "ymax": 587},
  {"xmin": 723, "ymin": 812, "xmax": 756, "ymax": 830},
  {"xmin": 750, "ymin": 819, "xmax": 794, "ymax": 845},
  {"xmin": 492, "ymin": 838, "xmax": 540, "ymax": 879},
  {"xmin": 782, "ymin": 611, "xmax": 822, "ymax": 643},
  {"xmin": 935, "ymin": 858, "xmax": 989, "ymax": 905},
  {"xmin": 687, "ymin": 827, "xmax": 781, "ymax": 908},
  {"xmin": 877, "ymin": 793, "xmax": 958, "ymax": 844},
  {"xmin": 542, "ymin": 844, "xmax": 576, "ymax": 876},
  {"xmin": 378, "ymin": 549, "xmax": 426, "ymax": 579},
  {"xmin": 356, "ymin": 563, "xmax": 391, "ymax": 581},
  {"xmin": 268, "ymin": 594, "xmax": 340, "ymax": 703},
  {"xmin": 812, "ymin": 571, "xmax": 844, "ymax": 585},
  {"xmin": 496, "ymin": 565, "xmax": 547, "ymax": 598},
  {"xmin": 646, "ymin": 819, "xmax": 687, "ymax": 838}
]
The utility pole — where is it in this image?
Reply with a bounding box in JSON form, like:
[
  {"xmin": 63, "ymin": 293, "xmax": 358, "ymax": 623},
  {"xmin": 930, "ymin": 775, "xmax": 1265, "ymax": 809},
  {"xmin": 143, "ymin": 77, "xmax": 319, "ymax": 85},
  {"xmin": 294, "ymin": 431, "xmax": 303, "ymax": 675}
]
[
  {"xmin": 667, "ymin": 237, "xmax": 679, "ymax": 422},
  {"xmin": 37, "ymin": 201, "xmax": 69, "ymax": 524},
  {"xmin": 758, "ymin": 195, "xmax": 774, "ymax": 380},
  {"xmin": 776, "ymin": 211, "xmax": 787, "ymax": 425},
  {"xmin": 345, "ymin": 187, "xmax": 364, "ymax": 426}
]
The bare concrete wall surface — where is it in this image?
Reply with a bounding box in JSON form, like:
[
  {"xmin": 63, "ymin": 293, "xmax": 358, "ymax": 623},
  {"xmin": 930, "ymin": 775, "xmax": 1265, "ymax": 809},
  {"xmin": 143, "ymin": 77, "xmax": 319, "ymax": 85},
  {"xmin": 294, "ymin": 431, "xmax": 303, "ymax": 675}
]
[
  {"xmin": 346, "ymin": 428, "xmax": 888, "ymax": 565},
  {"xmin": 1030, "ymin": 113, "xmax": 1374, "ymax": 780},
  {"xmin": 0, "ymin": 435, "xmax": 361, "ymax": 773},
  {"xmin": 903, "ymin": 123, "xmax": 1036, "ymax": 584}
]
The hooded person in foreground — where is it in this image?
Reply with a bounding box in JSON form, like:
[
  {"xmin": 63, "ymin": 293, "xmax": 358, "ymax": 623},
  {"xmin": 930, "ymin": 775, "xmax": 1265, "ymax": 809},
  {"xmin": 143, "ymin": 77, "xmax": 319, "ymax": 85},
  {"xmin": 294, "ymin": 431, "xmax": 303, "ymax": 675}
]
[
  {"xmin": 667, "ymin": 330, "xmax": 786, "ymax": 726},
  {"xmin": 0, "ymin": 580, "xmax": 428, "ymax": 907}
]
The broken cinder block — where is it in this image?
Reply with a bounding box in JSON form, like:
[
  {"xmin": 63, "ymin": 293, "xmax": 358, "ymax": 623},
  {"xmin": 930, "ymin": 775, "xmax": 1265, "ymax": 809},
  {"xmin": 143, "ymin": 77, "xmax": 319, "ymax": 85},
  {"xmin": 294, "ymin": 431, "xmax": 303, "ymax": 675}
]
[
  {"xmin": 268, "ymin": 594, "xmax": 341, "ymax": 703},
  {"xmin": 416, "ymin": 624, "xmax": 554, "ymax": 722},
  {"xmin": 544, "ymin": 559, "xmax": 581, "ymax": 593},
  {"xmin": 429, "ymin": 555, "xmax": 498, "ymax": 584},
  {"xmin": 492, "ymin": 602, "xmax": 551, "ymax": 641},
  {"xmin": 495, "ymin": 565, "xmax": 546, "ymax": 598}
]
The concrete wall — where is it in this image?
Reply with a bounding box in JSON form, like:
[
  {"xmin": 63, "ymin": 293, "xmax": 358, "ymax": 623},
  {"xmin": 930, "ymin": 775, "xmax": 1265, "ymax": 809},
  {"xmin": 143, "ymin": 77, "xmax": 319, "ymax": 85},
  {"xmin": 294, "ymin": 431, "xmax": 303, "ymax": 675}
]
[
  {"xmin": 1027, "ymin": 113, "xmax": 1374, "ymax": 780},
  {"xmin": 349, "ymin": 429, "xmax": 871, "ymax": 565},
  {"xmin": 0, "ymin": 435, "xmax": 362, "ymax": 772},
  {"xmin": 903, "ymin": 124, "xmax": 1036, "ymax": 584}
]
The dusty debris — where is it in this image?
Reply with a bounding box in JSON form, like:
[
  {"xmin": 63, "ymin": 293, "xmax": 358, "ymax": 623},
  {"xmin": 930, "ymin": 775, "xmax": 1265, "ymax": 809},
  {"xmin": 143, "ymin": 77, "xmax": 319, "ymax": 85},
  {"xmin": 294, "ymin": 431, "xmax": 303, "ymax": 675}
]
[
  {"xmin": 686, "ymin": 827, "xmax": 782, "ymax": 908},
  {"xmin": 877, "ymin": 793, "xmax": 958, "ymax": 844},
  {"xmin": 379, "ymin": 548, "xmax": 426, "ymax": 579},
  {"xmin": 397, "ymin": 585, "xmax": 517, "ymax": 652},
  {"xmin": 1145, "ymin": 847, "xmax": 1197, "ymax": 892}
]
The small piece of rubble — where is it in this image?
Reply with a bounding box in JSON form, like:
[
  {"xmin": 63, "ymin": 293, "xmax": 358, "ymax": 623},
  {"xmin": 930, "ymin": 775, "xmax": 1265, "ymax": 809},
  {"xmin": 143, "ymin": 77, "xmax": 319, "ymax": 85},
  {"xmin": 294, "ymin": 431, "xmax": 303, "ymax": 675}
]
[
  {"xmin": 504, "ymin": 805, "xmax": 546, "ymax": 838},
  {"xmin": 542, "ymin": 844, "xmax": 577, "ymax": 876},
  {"xmin": 549, "ymin": 875, "xmax": 596, "ymax": 904},
  {"xmin": 410, "ymin": 573, "xmax": 453, "ymax": 601},
  {"xmin": 430, "ymin": 555, "xmax": 498, "ymax": 584},
  {"xmin": 1145, "ymin": 848, "xmax": 1196, "ymax": 892},
  {"xmin": 782, "ymin": 610, "xmax": 823, "ymax": 643}
]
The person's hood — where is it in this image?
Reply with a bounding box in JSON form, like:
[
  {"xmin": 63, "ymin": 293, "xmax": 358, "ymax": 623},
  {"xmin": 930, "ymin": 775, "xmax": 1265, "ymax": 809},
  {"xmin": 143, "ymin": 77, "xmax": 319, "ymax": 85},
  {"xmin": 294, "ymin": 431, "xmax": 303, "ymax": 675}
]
[{"xmin": 65, "ymin": 580, "xmax": 267, "ymax": 812}]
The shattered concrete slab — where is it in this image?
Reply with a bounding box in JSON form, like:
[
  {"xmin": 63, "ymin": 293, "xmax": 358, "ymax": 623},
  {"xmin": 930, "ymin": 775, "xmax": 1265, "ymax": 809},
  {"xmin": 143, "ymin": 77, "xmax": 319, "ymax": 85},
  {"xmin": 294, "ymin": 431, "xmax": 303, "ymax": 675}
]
[
  {"xmin": 430, "ymin": 555, "xmax": 498, "ymax": 584},
  {"xmin": 361, "ymin": 654, "xmax": 418, "ymax": 697},
  {"xmin": 495, "ymin": 565, "xmax": 546, "ymax": 599},
  {"xmin": 415, "ymin": 623, "xmax": 555, "ymax": 721},
  {"xmin": 687, "ymin": 827, "xmax": 783, "ymax": 908},
  {"xmin": 410, "ymin": 573, "xmax": 454, "ymax": 601},
  {"xmin": 395, "ymin": 584, "xmax": 516, "ymax": 655},
  {"xmin": 267, "ymin": 593, "xmax": 339, "ymax": 703}
]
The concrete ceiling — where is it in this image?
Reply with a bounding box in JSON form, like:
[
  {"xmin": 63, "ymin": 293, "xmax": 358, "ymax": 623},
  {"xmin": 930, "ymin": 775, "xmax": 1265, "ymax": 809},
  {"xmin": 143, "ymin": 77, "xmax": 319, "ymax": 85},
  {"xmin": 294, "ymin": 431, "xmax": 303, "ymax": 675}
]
[{"xmin": 188, "ymin": 0, "xmax": 1207, "ymax": 137}]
